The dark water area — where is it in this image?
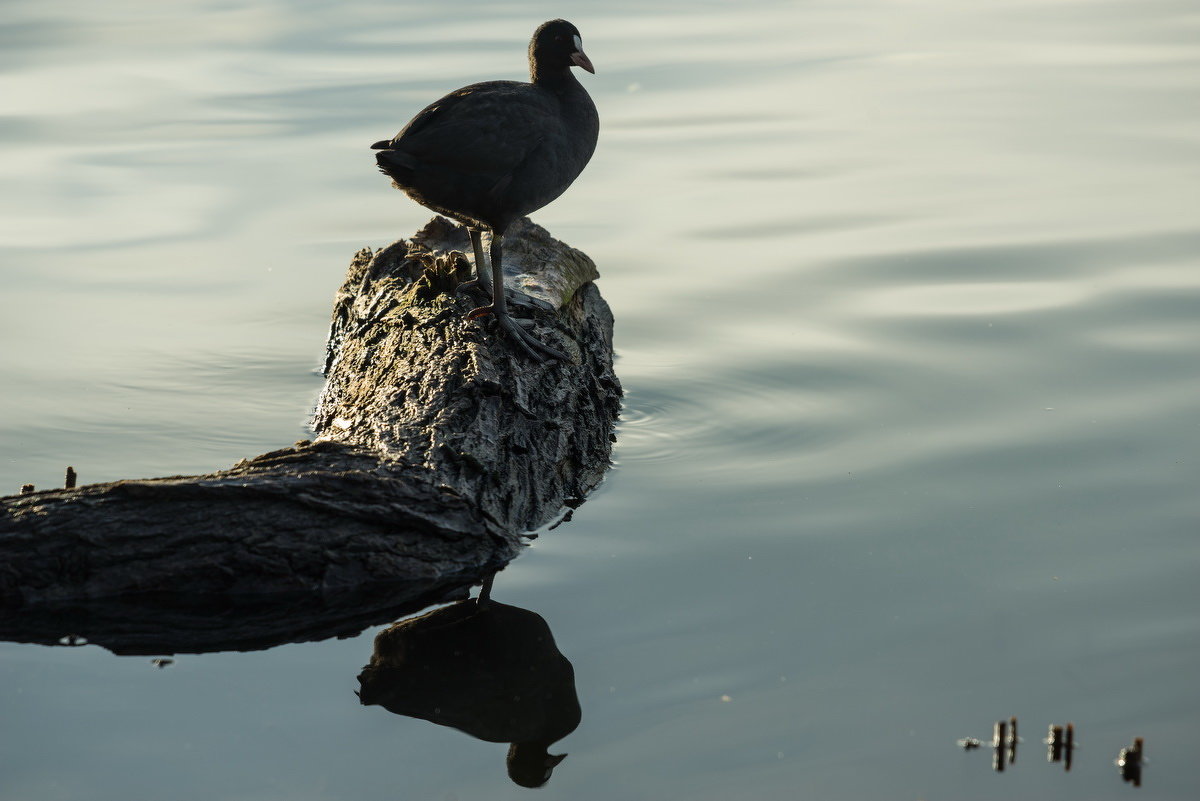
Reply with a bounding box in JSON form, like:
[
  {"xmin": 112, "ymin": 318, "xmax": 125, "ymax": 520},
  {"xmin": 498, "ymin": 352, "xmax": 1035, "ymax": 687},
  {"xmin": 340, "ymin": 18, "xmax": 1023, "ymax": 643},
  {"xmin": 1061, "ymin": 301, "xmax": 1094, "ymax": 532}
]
[{"xmin": 2, "ymin": 1, "xmax": 1199, "ymax": 798}]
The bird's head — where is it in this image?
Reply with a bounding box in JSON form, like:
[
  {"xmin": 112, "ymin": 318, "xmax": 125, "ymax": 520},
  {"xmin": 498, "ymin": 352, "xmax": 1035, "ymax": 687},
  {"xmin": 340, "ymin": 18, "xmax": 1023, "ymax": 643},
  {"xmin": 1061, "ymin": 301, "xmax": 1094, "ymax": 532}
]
[
  {"xmin": 507, "ymin": 742, "xmax": 569, "ymax": 788},
  {"xmin": 529, "ymin": 19, "xmax": 595, "ymax": 77}
]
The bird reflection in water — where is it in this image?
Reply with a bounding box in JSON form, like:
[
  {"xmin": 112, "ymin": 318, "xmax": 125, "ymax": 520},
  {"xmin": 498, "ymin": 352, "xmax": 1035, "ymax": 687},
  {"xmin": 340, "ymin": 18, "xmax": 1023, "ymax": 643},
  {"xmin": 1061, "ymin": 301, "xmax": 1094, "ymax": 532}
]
[{"xmin": 356, "ymin": 579, "xmax": 580, "ymax": 787}]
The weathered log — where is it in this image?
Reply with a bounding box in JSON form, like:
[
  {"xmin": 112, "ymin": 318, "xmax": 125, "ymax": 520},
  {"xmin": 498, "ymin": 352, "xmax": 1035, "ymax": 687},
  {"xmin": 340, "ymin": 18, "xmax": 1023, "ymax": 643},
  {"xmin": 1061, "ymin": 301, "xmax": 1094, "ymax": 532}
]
[{"xmin": 0, "ymin": 217, "xmax": 620, "ymax": 650}]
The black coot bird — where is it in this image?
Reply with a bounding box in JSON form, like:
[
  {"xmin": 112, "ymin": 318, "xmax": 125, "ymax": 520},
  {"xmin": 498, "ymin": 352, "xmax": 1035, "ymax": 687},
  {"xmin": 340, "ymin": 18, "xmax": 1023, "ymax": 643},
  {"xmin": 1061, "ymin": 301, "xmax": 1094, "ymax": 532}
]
[{"xmin": 372, "ymin": 19, "xmax": 599, "ymax": 361}]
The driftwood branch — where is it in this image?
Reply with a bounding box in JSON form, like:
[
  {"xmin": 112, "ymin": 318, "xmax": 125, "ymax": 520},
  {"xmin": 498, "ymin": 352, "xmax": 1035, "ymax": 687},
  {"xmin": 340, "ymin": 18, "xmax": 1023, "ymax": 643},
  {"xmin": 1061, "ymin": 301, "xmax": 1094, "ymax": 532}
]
[{"xmin": 0, "ymin": 217, "xmax": 620, "ymax": 652}]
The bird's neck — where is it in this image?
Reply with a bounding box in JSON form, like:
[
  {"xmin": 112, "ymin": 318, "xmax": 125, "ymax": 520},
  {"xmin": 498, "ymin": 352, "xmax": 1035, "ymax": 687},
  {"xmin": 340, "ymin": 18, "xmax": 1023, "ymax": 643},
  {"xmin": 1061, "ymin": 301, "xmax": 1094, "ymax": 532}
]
[{"xmin": 530, "ymin": 65, "xmax": 579, "ymax": 93}]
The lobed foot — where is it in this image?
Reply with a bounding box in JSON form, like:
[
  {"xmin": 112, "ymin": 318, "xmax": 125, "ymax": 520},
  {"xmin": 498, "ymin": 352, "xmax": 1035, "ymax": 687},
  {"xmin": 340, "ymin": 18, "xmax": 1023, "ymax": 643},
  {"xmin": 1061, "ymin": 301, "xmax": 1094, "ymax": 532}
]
[
  {"xmin": 466, "ymin": 305, "xmax": 568, "ymax": 362},
  {"xmin": 454, "ymin": 278, "xmax": 491, "ymax": 299},
  {"xmin": 456, "ymin": 280, "xmax": 549, "ymax": 313}
]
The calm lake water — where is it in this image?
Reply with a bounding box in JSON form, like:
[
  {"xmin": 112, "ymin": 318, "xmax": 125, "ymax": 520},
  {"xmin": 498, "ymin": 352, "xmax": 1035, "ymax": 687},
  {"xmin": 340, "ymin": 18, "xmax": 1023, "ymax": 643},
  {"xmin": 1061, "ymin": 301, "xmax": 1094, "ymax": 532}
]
[{"xmin": 2, "ymin": 0, "xmax": 1198, "ymax": 798}]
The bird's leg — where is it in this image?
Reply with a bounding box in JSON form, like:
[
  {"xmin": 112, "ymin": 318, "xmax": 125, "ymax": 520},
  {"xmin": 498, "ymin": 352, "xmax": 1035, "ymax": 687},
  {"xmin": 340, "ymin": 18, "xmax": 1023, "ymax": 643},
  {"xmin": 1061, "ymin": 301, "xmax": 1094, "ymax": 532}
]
[
  {"xmin": 458, "ymin": 229, "xmax": 551, "ymax": 312},
  {"xmin": 454, "ymin": 228, "xmax": 492, "ymax": 297},
  {"xmin": 472, "ymin": 229, "xmax": 493, "ymax": 293},
  {"xmin": 476, "ymin": 570, "xmax": 496, "ymax": 608},
  {"xmin": 466, "ymin": 233, "xmax": 568, "ymax": 362}
]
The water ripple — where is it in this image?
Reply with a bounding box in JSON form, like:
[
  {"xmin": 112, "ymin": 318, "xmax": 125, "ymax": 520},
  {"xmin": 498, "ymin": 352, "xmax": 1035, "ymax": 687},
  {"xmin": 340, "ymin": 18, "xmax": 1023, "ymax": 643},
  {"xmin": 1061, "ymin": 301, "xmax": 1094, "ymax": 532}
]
[{"xmin": 615, "ymin": 361, "xmax": 857, "ymax": 476}]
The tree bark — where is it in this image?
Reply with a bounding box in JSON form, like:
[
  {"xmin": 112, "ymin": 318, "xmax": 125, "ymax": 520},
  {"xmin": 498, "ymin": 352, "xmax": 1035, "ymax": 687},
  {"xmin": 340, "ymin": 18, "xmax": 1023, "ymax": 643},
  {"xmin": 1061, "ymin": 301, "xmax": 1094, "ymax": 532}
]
[{"xmin": 0, "ymin": 217, "xmax": 621, "ymax": 652}]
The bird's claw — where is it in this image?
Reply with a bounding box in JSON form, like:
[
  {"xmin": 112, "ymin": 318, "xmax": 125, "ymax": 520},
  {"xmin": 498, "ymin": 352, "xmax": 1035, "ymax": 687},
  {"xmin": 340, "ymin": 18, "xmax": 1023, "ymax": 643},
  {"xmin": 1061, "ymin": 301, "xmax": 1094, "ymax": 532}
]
[
  {"xmin": 500, "ymin": 314, "xmax": 568, "ymax": 362},
  {"xmin": 466, "ymin": 306, "xmax": 567, "ymax": 362},
  {"xmin": 455, "ymin": 279, "xmax": 492, "ymax": 298}
]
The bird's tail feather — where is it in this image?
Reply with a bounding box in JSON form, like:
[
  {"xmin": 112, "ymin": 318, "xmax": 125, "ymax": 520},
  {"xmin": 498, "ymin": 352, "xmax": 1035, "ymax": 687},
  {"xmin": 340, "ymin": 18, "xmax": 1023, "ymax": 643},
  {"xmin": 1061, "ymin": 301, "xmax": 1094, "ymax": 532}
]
[{"xmin": 375, "ymin": 148, "xmax": 418, "ymax": 182}]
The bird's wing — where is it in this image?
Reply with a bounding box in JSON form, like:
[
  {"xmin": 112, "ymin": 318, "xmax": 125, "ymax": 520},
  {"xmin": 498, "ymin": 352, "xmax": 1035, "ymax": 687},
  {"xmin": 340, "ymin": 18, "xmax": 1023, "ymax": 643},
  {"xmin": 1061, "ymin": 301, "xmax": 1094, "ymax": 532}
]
[{"xmin": 382, "ymin": 82, "xmax": 557, "ymax": 181}]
